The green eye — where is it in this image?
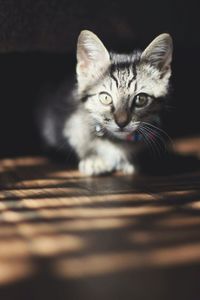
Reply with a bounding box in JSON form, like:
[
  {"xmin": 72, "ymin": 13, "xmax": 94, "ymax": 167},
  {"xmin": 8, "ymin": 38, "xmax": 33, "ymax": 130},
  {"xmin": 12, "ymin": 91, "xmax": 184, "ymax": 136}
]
[
  {"xmin": 134, "ymin": 93, "xmax": 150, "ymax": 108},
  {"xmin": 99, "ymin": 92, "xmax": 113, "ymax": 105}
]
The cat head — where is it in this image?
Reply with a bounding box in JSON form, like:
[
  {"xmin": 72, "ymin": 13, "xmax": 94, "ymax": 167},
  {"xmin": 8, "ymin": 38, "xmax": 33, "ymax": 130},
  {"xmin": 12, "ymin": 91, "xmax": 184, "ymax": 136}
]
[{"xmin": 76, "ymin": 30, "xmax": 173, "ymax": 140}]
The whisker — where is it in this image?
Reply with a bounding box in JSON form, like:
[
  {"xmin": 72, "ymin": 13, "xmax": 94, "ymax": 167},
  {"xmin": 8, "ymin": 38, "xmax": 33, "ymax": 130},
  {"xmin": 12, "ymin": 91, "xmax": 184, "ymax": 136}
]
[
  {"xmin": 141, "ymin": 121, "xmax": 174, "ymax": 148},
  {"xmin": 141, "ymin": 125, "xmax": 167, "ymax": 153},
  {"xmin": 142, "ymin": 125, "xmax": 168, "ymax": 157},
  {"xmin": 145, "ymin": 128, "xmax": 164, "ymax": 158},
  {"xmin": 138, "ymin": 128, "xmax": 159, "ymax": 158},
  {"xmin": 136, "ymin": 128, "xmax": 151, "ymax": 152}
]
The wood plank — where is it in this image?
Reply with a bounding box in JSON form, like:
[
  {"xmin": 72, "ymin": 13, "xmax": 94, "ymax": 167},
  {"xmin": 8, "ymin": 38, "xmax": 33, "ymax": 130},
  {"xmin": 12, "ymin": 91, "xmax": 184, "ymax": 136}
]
[{"xmin": 0, "ymin": 137, "xmax": 200, "ymax": 300}]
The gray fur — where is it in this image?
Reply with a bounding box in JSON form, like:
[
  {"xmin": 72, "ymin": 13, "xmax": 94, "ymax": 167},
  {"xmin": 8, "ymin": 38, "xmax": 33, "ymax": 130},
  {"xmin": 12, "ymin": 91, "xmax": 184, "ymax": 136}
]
[{"xmin": 40, "ymin": 30, "xmax": 173, "ymax": 175}]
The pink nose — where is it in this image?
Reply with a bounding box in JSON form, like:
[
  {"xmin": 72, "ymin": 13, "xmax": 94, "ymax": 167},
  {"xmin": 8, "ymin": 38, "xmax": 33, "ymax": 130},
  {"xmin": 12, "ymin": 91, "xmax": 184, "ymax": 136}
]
[{"xmin": 114, "ymin": 110, "xmax": 130, "ymax": 128}]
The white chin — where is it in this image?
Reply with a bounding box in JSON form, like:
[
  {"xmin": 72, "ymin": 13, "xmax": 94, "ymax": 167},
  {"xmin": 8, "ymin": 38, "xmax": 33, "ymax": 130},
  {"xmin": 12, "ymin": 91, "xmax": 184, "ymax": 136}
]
[{"xmin": 113, "ymin": 131, "xmax": 129, "ymax": 140}]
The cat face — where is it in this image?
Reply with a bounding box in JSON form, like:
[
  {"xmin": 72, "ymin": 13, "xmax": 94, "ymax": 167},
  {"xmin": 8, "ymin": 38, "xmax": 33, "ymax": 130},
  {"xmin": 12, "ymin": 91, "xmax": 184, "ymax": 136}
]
[{"xmin": 76, "ymin": 30, "xmax": 173, "ymax": 140}]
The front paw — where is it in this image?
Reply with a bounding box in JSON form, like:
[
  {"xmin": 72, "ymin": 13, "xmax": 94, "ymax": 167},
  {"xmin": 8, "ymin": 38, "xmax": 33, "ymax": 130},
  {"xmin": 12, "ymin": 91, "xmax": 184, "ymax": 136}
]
[
  {"xmin": 116, "ymin": 161, "xmax": 135, "ymax": 175},
  {"xmin": 79, "ymin": 156, "xmax": 113, "ymax": 176}
]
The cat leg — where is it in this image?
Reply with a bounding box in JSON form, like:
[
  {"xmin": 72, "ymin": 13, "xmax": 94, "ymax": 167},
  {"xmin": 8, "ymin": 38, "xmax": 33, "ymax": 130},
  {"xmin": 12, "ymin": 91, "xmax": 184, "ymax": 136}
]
[
  {"xmin": 79, "ymin": 155, "xmax": 135, "ymax": 176},
  {"xmin": 79, "ymin": 155, "xmax": 114, "ymax": 176},
  {"xmin": 116, "ymin": 160, "xmax": 135, "ymax": 175},
  {"xmin": 78, "ymin": 140, "xmax": 135, "ymax": 176}
]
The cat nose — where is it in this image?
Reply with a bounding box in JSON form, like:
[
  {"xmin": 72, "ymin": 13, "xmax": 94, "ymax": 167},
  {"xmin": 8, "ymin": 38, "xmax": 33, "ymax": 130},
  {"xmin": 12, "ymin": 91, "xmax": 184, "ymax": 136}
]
[{"xmin": 114, "ymin": 110, "xmax": 130, "ymax": 128}]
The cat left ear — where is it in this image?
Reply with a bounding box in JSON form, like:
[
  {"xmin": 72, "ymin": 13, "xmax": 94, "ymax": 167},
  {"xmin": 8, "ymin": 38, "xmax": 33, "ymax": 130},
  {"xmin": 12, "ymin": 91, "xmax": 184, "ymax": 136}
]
[
  {"xmin": 76, "ymin": 30, "xmax": 110, "ymax": 81},
  {"xmin": 141, "ymin": 33, "xmax": 173, "ymax": 74}
]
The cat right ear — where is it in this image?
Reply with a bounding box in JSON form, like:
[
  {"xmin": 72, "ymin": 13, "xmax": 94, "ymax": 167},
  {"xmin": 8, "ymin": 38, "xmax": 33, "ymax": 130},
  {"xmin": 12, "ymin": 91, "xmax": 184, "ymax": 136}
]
[
  {"xmin": 76, "ymin": 30, "xmax": 110, "ymax": 84},
  {"xmin": 141, "ymin": 33, "xmax": 173, "ymax": 75}
]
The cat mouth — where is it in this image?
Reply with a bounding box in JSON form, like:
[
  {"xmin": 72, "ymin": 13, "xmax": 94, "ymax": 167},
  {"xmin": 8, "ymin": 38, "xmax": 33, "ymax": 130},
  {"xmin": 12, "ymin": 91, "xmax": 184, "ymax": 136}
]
[
  {"xmin": 113, "ymin": 132, "xmax": 131, "ymax": 139},
  {"xmin": 112, "ymin": 129, "xmax": 137, "ymax": 140},
  {"xmin": 114, "ymin": 129, "xmax": 131, "ymax": 133},
  {"xmin": 95, "ymin": 123, "xmax": 139, "ymax": 141}
]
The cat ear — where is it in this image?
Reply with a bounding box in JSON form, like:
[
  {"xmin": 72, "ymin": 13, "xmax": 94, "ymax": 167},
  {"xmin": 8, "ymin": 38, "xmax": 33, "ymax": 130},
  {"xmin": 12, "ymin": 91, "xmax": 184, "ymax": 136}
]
[
  {"xmin": 76, "ymin": 30, "xmax": 110, "ymax": 82},
  {"xmin": 141, "ymin": 33, "xmax": 173, "ymax": 74}
]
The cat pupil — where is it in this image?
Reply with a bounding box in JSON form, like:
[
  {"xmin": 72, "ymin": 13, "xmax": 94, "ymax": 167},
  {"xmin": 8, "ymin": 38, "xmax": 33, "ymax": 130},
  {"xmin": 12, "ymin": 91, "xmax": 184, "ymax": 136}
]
[
  {"xmin": 135, "ymin": 94, "xmax": 148, "ymax": 108},
  {"xmin": 99, "ymin": 93, "xmax": 112, "ymax": 105}
]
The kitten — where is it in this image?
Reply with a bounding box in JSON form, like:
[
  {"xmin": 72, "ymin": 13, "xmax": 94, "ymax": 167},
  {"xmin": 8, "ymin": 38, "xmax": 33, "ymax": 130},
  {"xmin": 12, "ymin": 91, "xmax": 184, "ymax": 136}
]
[{"xmin": 38, "ymin": 30, "xmax": 173, "ymax": 176}]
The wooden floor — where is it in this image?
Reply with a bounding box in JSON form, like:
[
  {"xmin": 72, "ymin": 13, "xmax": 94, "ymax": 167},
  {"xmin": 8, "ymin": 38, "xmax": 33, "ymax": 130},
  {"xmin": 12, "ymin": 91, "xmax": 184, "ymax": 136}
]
[{"xmin": 0, "ymin": 137, "xmax": 200, "ymax": 300}]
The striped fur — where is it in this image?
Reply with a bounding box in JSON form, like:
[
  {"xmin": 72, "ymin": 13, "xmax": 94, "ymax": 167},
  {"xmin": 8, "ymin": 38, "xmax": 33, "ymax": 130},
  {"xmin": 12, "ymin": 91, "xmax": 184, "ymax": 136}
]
[{"xmin": 41, "ymin": 30, "xmax": 173, "ymax": 176}]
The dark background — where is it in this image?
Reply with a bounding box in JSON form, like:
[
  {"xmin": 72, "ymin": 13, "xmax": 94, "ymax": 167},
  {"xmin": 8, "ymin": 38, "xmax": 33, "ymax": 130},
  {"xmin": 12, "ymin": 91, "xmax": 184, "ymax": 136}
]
[{"xmin": 0, "ymin": 0, "xmax": 199, "ymax": 157}]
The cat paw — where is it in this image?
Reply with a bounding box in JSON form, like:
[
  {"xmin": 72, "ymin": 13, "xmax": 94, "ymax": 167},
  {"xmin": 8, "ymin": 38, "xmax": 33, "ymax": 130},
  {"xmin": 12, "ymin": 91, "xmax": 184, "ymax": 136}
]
[
  {"xmin": 79, "ymin": 156, "xmax": 113, "ymax": 176},
  {"xmin": 117, "ymin": 161, "xmax": 135, "ymax": 175}
]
